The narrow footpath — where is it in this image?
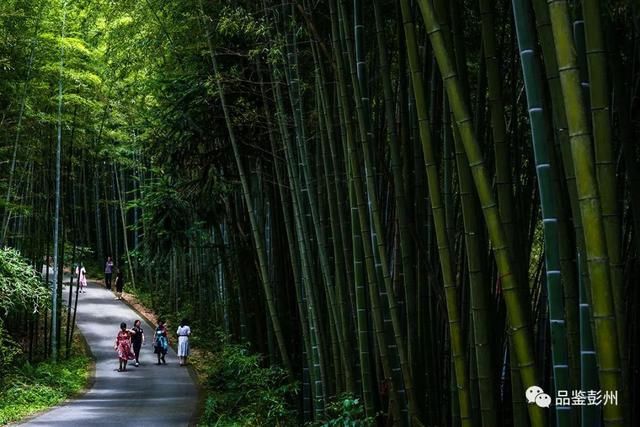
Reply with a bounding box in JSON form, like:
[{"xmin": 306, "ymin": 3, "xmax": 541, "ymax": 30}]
[{"xmin": 19, "ymin": 280, "xmax": 198, "ymax": 426}]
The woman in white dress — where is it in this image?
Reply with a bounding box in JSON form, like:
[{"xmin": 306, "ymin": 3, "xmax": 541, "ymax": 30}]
[{"xmin": 176, "ymin": 319, "xmax": 191, "ymax": 366}]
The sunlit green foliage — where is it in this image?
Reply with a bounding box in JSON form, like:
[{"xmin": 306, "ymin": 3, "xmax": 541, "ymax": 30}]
[
  {"xmin": 0, "ymin": 247, "xmax": 51, "ymax": 384},
  {"xmin": 0, "ymin": 247, "xmax": 48, "ymax": 315},
  {"xmin": 0, "ymin": 355, "xmax": 91, "ymax": 425}
]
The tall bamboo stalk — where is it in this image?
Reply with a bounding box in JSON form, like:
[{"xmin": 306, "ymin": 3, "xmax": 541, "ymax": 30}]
[
  {"xmin": 50, "ymin": 0, "xmax": 68, "ymax": 363},
  {"xmin": 512, "ymin": 2, "xmax": 571, "ymax": 424},
  {"xmin": 414, "ymin": 1, "xmax": 544, "ymax": 425},
  {"xmin": 582, "ymin": 0, "xmax": 625, "ymax": 374},
  {"xmin": 434, "ymin": 5, "xmax": 500, "ymax": 424},
  {"xmin": 578, "ymin": 251, "xmax": 601, "ymax": 425},
  {"xmin": 329, "ymin": 0, "xmax": 404, "ymax": 420},
  {"xmin": 530, "ymin": 0, "xmax": 581, "ymax": 390},
  {"xmin": 284, "ymin": 3, "xmax": 335, "ymax": 321},
  {"xmin": 340, "ymin": 0, "xmax": 417, "ymax": 416},
  {"xmin": 547, "ymin": 1, "xmax": 624, "ymax": 424},
  {"xmin": 282, "ymin": 14, "xmax": 352, "ymax": 391},
  {"xmin": 1, "ymin": 6, "xmax": 43, "ymax": 245},
  {"xmin": 398, "ymin": 1, "xmax": 471, "ymax": 424},
  {"xmin": 270, "ymin": 118, "xmax": 322, "ymax": 417},
  {"xmin": 275, "ymin": 72, "xmax": 330, "ymax": 412},
  {"xmin": 451, "ymin": 119, "xmax": 498, "ymax": 427},
  {"xmin": 478, "ymin": 0, "xmax": 520, "ymax": 278},
  {"xmin": 372, "ymin": 0, "xmax": 419, "ymax": 392},
  {"xmin": 114, "ymin": 163, "xmax": 135, "ymax": 289},
  {"xmin": 199, "ymin": 2, "xmax": 293, "ymax": 377}
]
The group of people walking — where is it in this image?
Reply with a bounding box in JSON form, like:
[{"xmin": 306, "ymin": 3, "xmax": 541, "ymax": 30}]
[
  {"xmin": 76, "ymin": 256, "xmax": 192, "ymax": 371},
  {"xmin": 114, "ymin": 318, "xmax": 191, "ymax": 371},
  {"xmin": 114, "ymin": 320, "xmax": 145, "ymax": 371},
  {"xmin": 73, "ymin": 256, "xmax": 124, "ymax": 297}
]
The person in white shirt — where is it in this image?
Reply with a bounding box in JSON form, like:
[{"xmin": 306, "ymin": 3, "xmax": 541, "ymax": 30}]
[{"xmin": 176, "ymin": 319, "xmax": 191, "ymax": 366}]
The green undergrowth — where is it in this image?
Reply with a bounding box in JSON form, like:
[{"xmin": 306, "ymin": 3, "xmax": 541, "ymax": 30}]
[
  {"xmin": 0, "ymin": 353, "xmax": 91, "ymax": 425},
  {"xmin": 104, "ymin": 283, "xmax": 372, "ymax": 426},
  {"xmin": 195, "ymin": 334, "xmax": 297, "ymax": 426},
  {"xmin": 126, "ymin": 286, "xmax": 157, "ymax": 312},
  {"xmin": 125, "ymin": 285, "xmax": 374, "ymax": 426},
  {"xmin": 309, "ymin": 395, "xmax": 375, "ymax": 427}
]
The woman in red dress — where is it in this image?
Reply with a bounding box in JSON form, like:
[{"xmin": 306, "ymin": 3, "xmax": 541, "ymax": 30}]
[{"xmin": 114, "ymin": 322, "xmax": 135, "ymax": 372}]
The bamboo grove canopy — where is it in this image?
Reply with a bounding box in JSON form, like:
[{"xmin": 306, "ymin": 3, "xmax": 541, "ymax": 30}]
[{"xmin": 1, "ymin": 0, "xmax": 639, "ymax": 426}]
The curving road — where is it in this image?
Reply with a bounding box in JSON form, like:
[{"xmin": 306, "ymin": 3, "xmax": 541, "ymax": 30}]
[{"xmin": 20, "ymin": 280, "xmax": 198, "ymax": 426}]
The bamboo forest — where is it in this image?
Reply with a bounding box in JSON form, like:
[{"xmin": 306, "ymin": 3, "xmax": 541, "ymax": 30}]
[{"xmin": 1, "ymin": 0, "xmax": 639, "ymax": 426}]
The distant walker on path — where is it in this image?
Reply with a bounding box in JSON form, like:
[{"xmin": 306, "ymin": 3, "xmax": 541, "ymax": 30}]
[
  {"xmin": 176, "ymin": 319, "xmax": 191, "ymax": 366},
  {"xmin": 105, "ymin": 256, "xmax": 114, "ymax": 290},
  {"xmin": 115, "ymin": 269, "xmax": 124, "ymax": 300},
  {"xmin": 75, "ymin": 263, "xmax": 88, "ymax": 293}
]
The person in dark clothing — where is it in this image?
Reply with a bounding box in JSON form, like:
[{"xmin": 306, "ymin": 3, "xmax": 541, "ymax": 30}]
[
  {"xmin": 131, "ymin": 319, "xmax": 145, "ymax": 367},
  {"xmin": 153, "ymin": 319, "xmax": 168, "ymax": 365},
  {"xmin": 115, "ymin": 269, "xmax": 124, "ymax": 300},
  {"xmin": 105, "ymin": 256, "xmax": 114, "ymax": 289}
]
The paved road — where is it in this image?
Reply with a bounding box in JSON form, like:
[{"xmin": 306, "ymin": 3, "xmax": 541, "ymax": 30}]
[{"xmin": 20, "ymin": 280, "xmax": 198, "ymax": 426}]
